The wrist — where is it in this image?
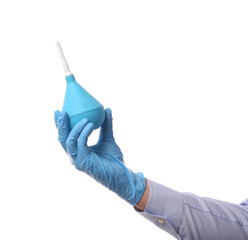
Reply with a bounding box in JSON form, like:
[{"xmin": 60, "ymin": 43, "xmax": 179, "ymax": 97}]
[{"xmin": 134, "ymin": 178, "xmax": 150, "ymax": 211}]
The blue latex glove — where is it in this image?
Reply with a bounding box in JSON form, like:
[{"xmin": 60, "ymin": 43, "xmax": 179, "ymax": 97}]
[{"xmin": 54, "ymin": 108, "xmax": 145, "ymax": 205}]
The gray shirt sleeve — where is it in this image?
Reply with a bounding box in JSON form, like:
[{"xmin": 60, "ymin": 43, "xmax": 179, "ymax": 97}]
[{"xmin": 135, "ymin": 179, "xmax": 248, "ymax": 240}]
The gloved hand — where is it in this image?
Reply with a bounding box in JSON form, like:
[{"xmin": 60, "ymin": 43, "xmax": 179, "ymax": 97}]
[{"xmin": 54, "ymin": 108, "xmax": 145, "ymax": 205}]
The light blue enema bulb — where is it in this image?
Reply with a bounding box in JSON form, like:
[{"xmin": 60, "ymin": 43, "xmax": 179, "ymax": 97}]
[{"xmin": 57, "ymin": 42, "xmax": 105, "ymax": 130}]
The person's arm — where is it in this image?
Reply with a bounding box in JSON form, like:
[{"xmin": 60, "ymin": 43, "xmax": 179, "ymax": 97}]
[
  {"xmin": 135, "ymin": 179, "xmax": 248, "ymax": 240},
  {"xmin": 54, "ymin": 110, "xmax": 248, "ymax": 239}
]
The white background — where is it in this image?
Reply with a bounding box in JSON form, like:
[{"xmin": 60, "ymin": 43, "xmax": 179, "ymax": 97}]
[{"xmin": 0, "ymin": 1, "xmax": 248, "ymax": 239}]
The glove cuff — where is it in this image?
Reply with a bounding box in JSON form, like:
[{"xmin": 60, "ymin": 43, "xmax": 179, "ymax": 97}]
[{"xmin": 126, "ymin": 170, "xmax": 146, "ymax": 205}]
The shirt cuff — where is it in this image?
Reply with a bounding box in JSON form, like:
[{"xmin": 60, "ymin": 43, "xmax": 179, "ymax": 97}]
[{"xmin": 135, "ymin": 179, "xmax": 184, "ymax": 239}]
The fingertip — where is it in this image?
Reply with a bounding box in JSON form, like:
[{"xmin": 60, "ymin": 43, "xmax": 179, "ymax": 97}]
[
  {"xmin": 81, "ymin": 122, "xmax": 94, "ymax": 137},
  {"xmin": 54, "ymin": 110, "xmax": 60, "ymax": 118},
  {"xmin": 105, "ymin": 108, "xmax": 112, "ymax": 118},
  {"xmin": 54, "ymin": 110, "xmax": 60, "ymax": 126},
  {"xmin": 70, "ymin": 118, "xmax": 89, "ymax": 134},
  {"xmin": 57, "ymin": 111, "xmax": 70, "ymax": 125},
  {"xmin": 89, "ymin": 122, "xmax": 95, "ymax": 131},
  {"xmin": 78, "ymin": 118, "xmax": 89, "ymax": 126},
  {"xmin": 59, "ymin": 111, "xmax": 66, "ymax": 117},
  {"xmin": 85, "ymin": 122, "xmax": 95, "ymax": 133}
]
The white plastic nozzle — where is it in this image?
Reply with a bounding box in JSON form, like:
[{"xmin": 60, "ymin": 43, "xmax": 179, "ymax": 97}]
[{"xmin": 56, "ymin": 41, "xmax": 72, "ymax": 76}]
